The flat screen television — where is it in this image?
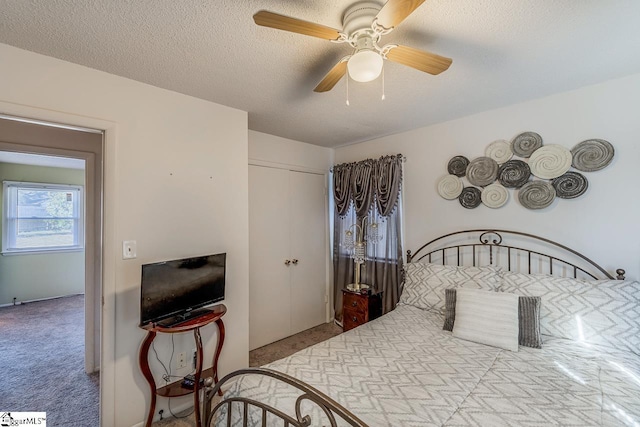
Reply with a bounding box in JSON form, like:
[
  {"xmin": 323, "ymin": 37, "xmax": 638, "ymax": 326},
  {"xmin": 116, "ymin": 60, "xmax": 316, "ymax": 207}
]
[{"xmin": 140, "ymin": 253, "xmax": 226, "ymax": 327}]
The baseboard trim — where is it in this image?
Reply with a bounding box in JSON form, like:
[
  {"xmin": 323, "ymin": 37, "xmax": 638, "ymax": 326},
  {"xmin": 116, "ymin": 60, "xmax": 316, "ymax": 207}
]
[
  {"xmin": 0, "ymin": 293, "xmax": 83, "ymax": 308},
  {"xmin": 130, "ymin": 400, "xmax": 194, "ymax": 427},
  {"xmin": 130, "ymin": 384, "xmax": 232, "ymax": 427}
]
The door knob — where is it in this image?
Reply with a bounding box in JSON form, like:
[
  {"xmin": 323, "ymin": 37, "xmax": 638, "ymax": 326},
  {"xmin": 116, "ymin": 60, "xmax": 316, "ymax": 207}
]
[
  {"xmin": 284, "ymin": 259, "xmax": 291, "ymax": 266},
  {"xmin": 292, "ymin": 259, "xmax": 299, "ymax": 265}
]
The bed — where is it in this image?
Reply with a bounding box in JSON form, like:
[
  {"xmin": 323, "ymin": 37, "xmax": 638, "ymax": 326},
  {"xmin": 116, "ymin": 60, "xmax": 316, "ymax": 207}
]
[{"xmin": 202, "ymin": 230, "xmax": 640, "ymax": 427}]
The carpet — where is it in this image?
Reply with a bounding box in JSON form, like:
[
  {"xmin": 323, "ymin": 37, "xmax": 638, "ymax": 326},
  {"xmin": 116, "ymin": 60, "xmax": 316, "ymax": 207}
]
[
  {"xmin": 249, "ymin": 321, "xmax": 342, "ymax": 367},
  {"xmin": 154, "ymin": 321, "xmax": 343, "ymax": 426},
  {"xmin": 0, "ymin": 295, "xmax": 99, "ymax": 426}
]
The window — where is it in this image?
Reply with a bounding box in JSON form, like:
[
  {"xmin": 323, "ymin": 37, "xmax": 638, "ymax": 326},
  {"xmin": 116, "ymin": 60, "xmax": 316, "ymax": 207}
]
[
  {"xmin": 337, "ymin": 194, "xmax": 403, "ymax": 262},
  {"xmin": 2, "ymin": 181, "xmax": 84, "ymax": 254}
]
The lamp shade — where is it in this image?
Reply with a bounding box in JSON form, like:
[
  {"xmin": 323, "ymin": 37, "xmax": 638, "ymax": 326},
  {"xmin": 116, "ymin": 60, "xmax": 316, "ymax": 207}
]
[{"xmin": 347, "ymin": 50, "xmax": 383, "ymax": 82}]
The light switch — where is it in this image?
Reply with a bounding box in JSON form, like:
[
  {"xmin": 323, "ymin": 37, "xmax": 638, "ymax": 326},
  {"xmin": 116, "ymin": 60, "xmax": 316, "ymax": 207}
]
[{"xmin": 122, "ymin": 240, "xmax": 137, "ymax": 259}]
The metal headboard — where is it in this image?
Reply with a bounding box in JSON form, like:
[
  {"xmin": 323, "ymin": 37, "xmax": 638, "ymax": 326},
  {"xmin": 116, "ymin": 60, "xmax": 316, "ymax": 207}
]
[
  {"xmin": 203, "ymin": 368, "xmax": 369, "ymax": 427},
  {"xmin": 407, "ymin": 229, "xmax": 625, "ymax": 280}
]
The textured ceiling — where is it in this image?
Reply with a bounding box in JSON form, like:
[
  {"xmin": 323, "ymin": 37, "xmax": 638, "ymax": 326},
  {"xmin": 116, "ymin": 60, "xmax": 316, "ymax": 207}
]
[{"xmin": 1, "ymin": 1, "xmax": 640, "ymax": 147}]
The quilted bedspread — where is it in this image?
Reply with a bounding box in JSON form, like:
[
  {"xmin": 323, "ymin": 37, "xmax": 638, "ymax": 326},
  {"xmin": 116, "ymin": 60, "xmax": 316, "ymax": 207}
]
[{"xmin": 218, "ymin": 305, "xmax": 640, "ymax": 426}]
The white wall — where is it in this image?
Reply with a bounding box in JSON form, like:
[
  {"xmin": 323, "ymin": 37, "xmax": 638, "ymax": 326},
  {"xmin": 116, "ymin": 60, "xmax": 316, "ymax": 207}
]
[
  {"xmin": 336, "ymin": 73, "xmax": 640, "ymax": 281},
  {"xmin": 249, "ymin": 130, "xmax": 333, "ymax": 172},
  {"xmin": 0, "ymin": 43, "xmax": 249, "ymax": 427}
]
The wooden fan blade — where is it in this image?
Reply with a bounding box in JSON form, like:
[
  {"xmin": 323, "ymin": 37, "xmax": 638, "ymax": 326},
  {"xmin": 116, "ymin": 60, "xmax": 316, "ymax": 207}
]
[
  {"xmin": 376, "ymin": 0, "xmax": 426, "ymax": 29},
  {"xmin": 314, "ymin": 60, "xmax": 348, "ymax": 92},
  {"xmin": 385, "ymin": 45, "xmax": 452, "ymax": 75},
  {"xmin": 253, "ymin": 10, "xmax": 342, "ymax": 41}
]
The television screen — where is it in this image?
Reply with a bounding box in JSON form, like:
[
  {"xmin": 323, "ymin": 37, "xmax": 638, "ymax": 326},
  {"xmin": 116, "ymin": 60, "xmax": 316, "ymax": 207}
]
[{"xmin": 140, "ymin": 253, "xmax": 226, "ymax": 326}]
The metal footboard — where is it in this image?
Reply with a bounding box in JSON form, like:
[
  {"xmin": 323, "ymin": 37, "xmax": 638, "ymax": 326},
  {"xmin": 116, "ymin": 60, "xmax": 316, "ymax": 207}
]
[{"xmin": 202, "ymin": 368, "xmax": 369, "ymax": 427}]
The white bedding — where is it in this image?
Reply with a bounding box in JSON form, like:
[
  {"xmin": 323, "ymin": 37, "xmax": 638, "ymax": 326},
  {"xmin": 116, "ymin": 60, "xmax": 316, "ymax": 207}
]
[{"xmin": 217, "ymin": 305, "xmax": 640, "ymax": 426}]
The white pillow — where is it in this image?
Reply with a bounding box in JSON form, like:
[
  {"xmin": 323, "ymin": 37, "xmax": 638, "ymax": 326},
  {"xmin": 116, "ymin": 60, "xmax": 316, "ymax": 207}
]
[
  {"xmin": 500, "ymin": 272, "xmax": 640, "ymax": 355},
  {"xmin": 399, "ymin": 262, "xmax": 501, "ymax": 313},
  {"xmin": 452, "ymin": 288, "xmax": 519, "ymax": 352}
]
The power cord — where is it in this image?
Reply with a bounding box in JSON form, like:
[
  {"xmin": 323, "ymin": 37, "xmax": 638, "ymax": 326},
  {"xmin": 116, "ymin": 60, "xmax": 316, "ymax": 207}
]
[
  {"xmin": 151, "ymin": 341, "xmax": 170, "ymax": 380},
  {"xmin": 168, "ymin": 395, "xmax": 195, "ymax": 419},
  {"xmin": 151, "ymin": 335, "xmax": 196, "ymax": 419},
  {"xmin": 169, "ymin": 334, "xmax": 175, "ymax": 379}
]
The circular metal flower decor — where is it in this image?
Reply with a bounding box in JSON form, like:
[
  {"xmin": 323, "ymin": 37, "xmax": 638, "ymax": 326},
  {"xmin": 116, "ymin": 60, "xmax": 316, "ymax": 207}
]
[
  {"xmin": 447, "ymin": 155, "xmax": 470, "ymax": 177},
  {"xmin": 511, "ymin": 132, "xmax": 543, "ymax": 158},
  {"xmin": 497, "ymin": 160, "xmax": 531, "ymax": 188},
  {"xmin": 518, "ymin": 181, "xmax": 556, "ymax": 210},
  {"xmin": 485, "ymin": 140, "xmax": 513, "ymax": 164},
  {"xmin": 466, "ymin": 157, "xmax": 498, "ymax": 187},
  {"xmin": 459, "ymin": 187, "xmax": 482, "ymax": 209},
  {"xmin": 481, "ymin": 183, "xmax": 509, "ymax": 208},
  {"xmin": 571, "ymin": 139, "xmax": 614, "ymax": 172},
  {"xmin": 438, "ymin": 132, "xmax": 613, "ymax": 210},
  {"xmin": 551, "ymin": 171, "xmax": 588, "ymax": 199},
  {"xmin": 437, "ymin": 175, "xmax": 464, "ymax": 200},
  {"xmin": 528, "ymin": 145, "xmax": 572, "ymax": 180}
]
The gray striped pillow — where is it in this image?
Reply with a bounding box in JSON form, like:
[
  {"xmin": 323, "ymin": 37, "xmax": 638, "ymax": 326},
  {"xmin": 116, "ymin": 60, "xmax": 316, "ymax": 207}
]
[
  {"xmin": 443, "ymin": 288, "xmax": 542, "ymax": 349},
  {"xmin": 443, "ymin": 288, "xmax": 457, "ymax": 331},
  {"xmin": 519, "ymin": 296, "xmax": 542, "ymax": 349}
]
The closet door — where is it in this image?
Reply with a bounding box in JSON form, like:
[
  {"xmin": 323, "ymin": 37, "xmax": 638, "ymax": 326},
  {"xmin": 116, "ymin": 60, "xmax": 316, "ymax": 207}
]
[
  {"xmin": 249, "ymin": 165, "xmax": 291, "ymax": 350},
  {"xmin": 289, "ymin": 171, "xmax": 327, "ymax": 335}
]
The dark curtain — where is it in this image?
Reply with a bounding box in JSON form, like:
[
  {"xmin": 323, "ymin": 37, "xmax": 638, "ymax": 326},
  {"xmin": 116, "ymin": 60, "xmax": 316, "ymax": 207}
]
[
  {"xmin": 332, "ymin": 154, "xmax": 404, "ymax": 322},
  {"xmin": 351, "ymin": 159, "xmax": 375, "ymax": 217},
  {"xmin": 332, "ymin": 163, "xmax": 352, "ymax": 216}
]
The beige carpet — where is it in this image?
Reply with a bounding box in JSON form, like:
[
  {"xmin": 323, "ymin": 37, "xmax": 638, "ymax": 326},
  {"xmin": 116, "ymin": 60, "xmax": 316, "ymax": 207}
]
[
  {"xmin": 154, "ymin": 321, "xmax": 342, "ymax": 426},
  {"xmin": 0, "ymin": 295, "xmax": 99, "ymax": 427},
  {"xmin": 249, "ymin": 321, "xmax": 342, "ymax": 367}
]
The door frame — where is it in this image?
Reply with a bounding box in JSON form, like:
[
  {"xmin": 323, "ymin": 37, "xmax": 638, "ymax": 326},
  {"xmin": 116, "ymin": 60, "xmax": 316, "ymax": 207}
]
[{"xmin": 0, "ymin": 103, "xmax": 117, "ymax": 427}]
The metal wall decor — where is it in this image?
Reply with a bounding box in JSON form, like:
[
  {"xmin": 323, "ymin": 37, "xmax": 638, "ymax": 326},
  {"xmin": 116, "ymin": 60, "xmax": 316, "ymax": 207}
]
[
  {"xmin": 458, "ymin": 187, "xmax": 482, "ymax": 209},
  {"xmin": 571, "ymin": 139, "xmax": 615, "ymax": 172},
  {"xmin": 518, "ymin": 181, "xmax": 556, "ymax": 210},
  {"xmin": 511, "ymin": 132, "xmax": 543, "ymax": 158},
  {"xmin": 481, "ymin": 183, "xmax": 509, "ymax": 208},
  {"xmin": 552, "ymin": 171, "xmax": 588, "ymax": 199},
  {"xmin": 485, "ymin": 140, "xmax": 513, "ymax": 164},
  {"xmin": 447, "ymin": 155, "xmax": 469, "ymax": 177},
  {"xmin": 498, "ymin": 160, "xmax": 530, "ymax": 188},
  {"xmin": 465, "ymin": 157, "xmax": 499, "ymax": 187},
  {"xmin": 437, "ymin": 132, "xmax": 614, "ymax": 210},
  {"xmin": 437, "ymin": 175, "xmax": 464, "ymax": 200},
  {"xmin": 528, "ymin": 144, "xmax": 572, "ymax": 179}
]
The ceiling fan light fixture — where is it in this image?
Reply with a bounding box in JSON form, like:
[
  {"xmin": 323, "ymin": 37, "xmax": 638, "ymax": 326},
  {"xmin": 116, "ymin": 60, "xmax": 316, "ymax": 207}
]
[{"xmin": 347, "ymin": 50, "xmax": 383, "ymax": 83}]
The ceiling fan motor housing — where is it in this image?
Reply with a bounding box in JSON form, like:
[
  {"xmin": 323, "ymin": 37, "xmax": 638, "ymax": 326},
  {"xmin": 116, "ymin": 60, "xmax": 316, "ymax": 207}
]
[{"xmin": 342, "ymin": 1, "xmax": 382, "ymax": 41}]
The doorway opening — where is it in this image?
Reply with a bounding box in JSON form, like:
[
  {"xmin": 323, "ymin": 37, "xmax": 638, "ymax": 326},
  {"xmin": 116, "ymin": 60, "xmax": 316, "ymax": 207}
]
[{"xmin": 0, "ymin": 115, "xmax": 103, "ymax": 426}]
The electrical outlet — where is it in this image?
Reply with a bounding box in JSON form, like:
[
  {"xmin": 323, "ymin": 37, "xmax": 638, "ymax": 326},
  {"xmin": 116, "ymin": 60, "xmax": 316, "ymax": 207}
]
[{"xmin": 176, "ymin": 352, "xmax": 187, "ymax": 369}]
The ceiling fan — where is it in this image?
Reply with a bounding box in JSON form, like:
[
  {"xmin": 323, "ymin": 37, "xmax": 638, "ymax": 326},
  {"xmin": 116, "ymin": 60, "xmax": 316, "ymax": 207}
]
[{"xmin": 253, "ymin": 0, "xmax": 452, "ymax": 93}]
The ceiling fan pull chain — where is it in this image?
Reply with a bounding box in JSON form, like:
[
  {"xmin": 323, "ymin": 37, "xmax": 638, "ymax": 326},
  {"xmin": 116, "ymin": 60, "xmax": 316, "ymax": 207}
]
[
  {"xmin": 381, "ymin": 66, "xmax": 386, "ymax": 101},
  {"xmin": 346, "ymin": 74, "xmax": 350, "ymax": 106}
]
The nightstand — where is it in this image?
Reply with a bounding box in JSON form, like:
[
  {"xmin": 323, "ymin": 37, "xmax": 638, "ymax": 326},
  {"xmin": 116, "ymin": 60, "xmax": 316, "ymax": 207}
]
[{"xmin": 342, "ymin": 289, "xmax": 382, "ymax": 332}]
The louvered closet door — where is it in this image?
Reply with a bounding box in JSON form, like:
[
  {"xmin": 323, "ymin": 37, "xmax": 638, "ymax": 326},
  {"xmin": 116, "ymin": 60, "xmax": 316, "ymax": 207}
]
[
  {"xmin": 249, "ymin": 165, "xmax": 291, "ymax": 350},
  {"xmin": 289, "ymin": 171, "xmax": 327, "ymax": 335}
]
